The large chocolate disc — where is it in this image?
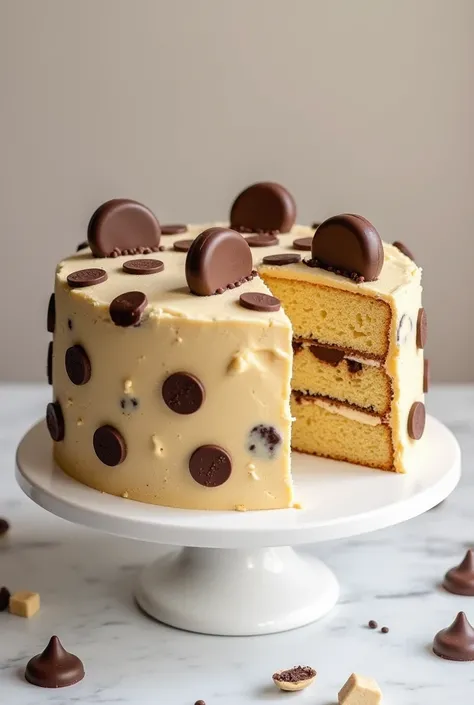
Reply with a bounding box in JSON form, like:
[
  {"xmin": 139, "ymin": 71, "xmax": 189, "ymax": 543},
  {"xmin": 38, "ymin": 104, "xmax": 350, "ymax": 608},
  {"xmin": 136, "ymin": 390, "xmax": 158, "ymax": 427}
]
[
  {"xmin": 230, "ymin": 182, "xmax": 296, "ymax": 233},
  {"xmin": 185, "ymin": 227, "xmax": 253, "ymax": 296},
  {"xmin": 311, "ymin": 214, "xmax": 384, "ymax": 281},
  {"xmin": 87, "ymin": 199, "xmax": 161, "ymax": 257}
]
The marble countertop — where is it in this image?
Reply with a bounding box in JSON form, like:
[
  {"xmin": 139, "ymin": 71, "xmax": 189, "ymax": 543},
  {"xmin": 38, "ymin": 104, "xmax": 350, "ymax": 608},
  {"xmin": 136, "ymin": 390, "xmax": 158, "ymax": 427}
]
[{"xmin": 1, "ymin": 383, "xmax": 473, "ymax": 705}]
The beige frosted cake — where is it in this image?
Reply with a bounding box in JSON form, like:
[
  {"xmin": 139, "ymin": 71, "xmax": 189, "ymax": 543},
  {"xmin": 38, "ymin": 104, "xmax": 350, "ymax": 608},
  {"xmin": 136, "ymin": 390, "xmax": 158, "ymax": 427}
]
[{"xmin": 45, "ymin": 183, "xmax": 427, "ymax": 510}]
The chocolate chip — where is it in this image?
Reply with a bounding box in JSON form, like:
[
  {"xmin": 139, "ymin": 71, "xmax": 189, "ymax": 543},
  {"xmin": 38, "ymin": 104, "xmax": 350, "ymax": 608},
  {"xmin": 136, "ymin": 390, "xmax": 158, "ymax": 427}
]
[
  {"xmin": 293, "ymin": 237, "xmax": 312, "ymax": 251},
  {"xmin": 47, "ymin": 342, "xmax": 53, "ymax": 385},
  {"xmin": 309, "ymin": 344, "xmax": 344, "ymax": 366},
  {"xmin": 347, "ymin": 359, "xmax": 363, "ymax": 373},
  {"xmin": 65, "ymin": 345, "xmax": 91, "ymax": 385},
  {"xmin": 87, "ymin": 198, "xmax": 161, "ymax": 257},
  {"xmin": 247, "ymin": 424, "xmax": 282, "ymax": 459},
  {"xmin": 433, "ymin": 612, "xmax": 474, "ymax": 661},
  {"xmin": 368, "ymin": 620, "xmax": 378, "ymax": 629},
  {"xmin": 186, "ymin": 227, "xmax": 253, "ymax": 296},
  {"xmin": 311, "ymin": 214, "xmax": 384, "ymax": 282},
  {"xmin": 396, "ymin": 313, "xmax": 413, "ymax": 345},
  {"xmin": 46, "ymin": 402, "xmax": 65, "ymax": 442},
  {"xmin": 416, "ymin": 308, "xmax": 427, "ymax": 349},
  {"xmin": 25, "ymin": 636, "xmax": 85, "ymax": 688},
  {"xmin": 162, "ymin": 372, "xmax": 205, "ymax": 415},
  {"xmin": 262, "ymin": 253, "xmax": 301, "ymax": 266},
  {"xmin": 122, "ymin": 259, "xmax": 164, "ymax": 275},
  {"xmin": 47, "ymin": 294, "xmax": 55, "ymax": 333},
  {"xmin": 189, "ymin": 445, "xmax": 232, "ymax": 487},
  {"xmin": 194, "ymin": 700, "xmax": 206, "ymax": 705},
  {"xmin": 443, "ymin": 550, "xmax": 474, "ymax": 596},
  {"xmin": 173, "ymin": 239, "xmax": 195, "ymax": 252},
  {"xmin": 0, "ymin": 586, "xmax": 10, "ymax": 611},
  {"xmin": 93, "ymin": 425, "xmax": 127, "ymax": 466},
  {"xmin": 423, "ymin": 359, "xmax": 430, "ymax": 393},
  {"xmin": 76, "ymin": 241, "xmax": 88, "ymax": 252},
  {"xmin": 245, "ymin": 233, "xmax": 279, "ymax": 247},
  {"xmin": 230, "ymin": 182, "xmax": 296, "ymax": 233},
  {"xmin": 393, "ymin": 241, "xmax": 415, "ymax": 262},
  {"xmin": 239, "ymin": 292, "xmax": 280, "ymax": 313},
  {"xmin": 67, "ymin": 268, "xmax": 108, "ymax": 288},
  {"xmin": 161, "ymin": 224, "xmax": 187, "ymax": 235},
  {"xmin": 408, "ymin": 401, "xmax": 425, "ymax": 440},
  {"xmin": 109, "ymin": 291, "xmax": 147, "ymax": 327},
  {"xmin": 0, "ymin": 518, "xmax": 10, "ymax": 536},
  {"xmin": 381, "ymin": 627, "xmax": 389, "ymax": 634}
]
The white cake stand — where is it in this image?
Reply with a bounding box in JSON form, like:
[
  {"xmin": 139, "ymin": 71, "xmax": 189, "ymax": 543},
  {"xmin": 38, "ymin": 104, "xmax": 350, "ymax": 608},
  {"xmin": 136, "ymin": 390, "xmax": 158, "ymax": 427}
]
[{"xmin": 16, "ymin": 416, "xmax": 460, "ymax": 636}]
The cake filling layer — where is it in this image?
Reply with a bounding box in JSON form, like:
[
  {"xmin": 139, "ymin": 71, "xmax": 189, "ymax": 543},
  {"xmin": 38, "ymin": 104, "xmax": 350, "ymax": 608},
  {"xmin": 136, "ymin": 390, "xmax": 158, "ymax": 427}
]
[{"xmin": 292, "ymin": 391, "xmax": 386, "ymax": 426}]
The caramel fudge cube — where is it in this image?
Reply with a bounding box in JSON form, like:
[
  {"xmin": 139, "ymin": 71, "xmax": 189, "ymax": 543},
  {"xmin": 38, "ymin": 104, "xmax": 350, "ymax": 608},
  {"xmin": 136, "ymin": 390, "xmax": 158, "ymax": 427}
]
[
  {"xmin": 9, "ymin": 590, "xmax": 40, "ymax": 618},
  {"xmin": 338, "ymin": 673, "xmax": 382, "ymax": 705}
]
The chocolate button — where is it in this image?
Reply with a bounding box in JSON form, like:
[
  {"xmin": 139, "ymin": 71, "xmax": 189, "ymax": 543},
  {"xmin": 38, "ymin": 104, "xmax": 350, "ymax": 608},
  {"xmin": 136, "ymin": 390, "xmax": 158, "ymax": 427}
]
[
  {"xmin": 87, "ymin": 199, "xmax": 161, "ymax": 257},
  {"xmin": 245, "ymin": 234, "xmax": 279, "ymax": 247},
  {"xmin": 47, "ymin": 342, "xmax": 53, "ymax": 385},
  {"xmin": 67, "ymin": 268, "xmax": 108, "ymax": 288},
  {"xmin": 76, "ymin": 241, "xmax": 88, "ymax": 252},
  {"xmin": 65, "ymin": 345, "xmax": 91, "ymax": 385},
  {"xmin": 408, "ymin": 401, "xmax": 425, "ymax": 440},
  {"xmin": 262, "ymin": 254, "xmax": 301, "ymax": 266},
  {"xmin": 174, "ymin": 239, "xmax": 195, "ymax": 252},
  {"xmin": 423, "ymin": 359, "xmax": 430, "ymax": 393},
  {"xmin": 46, "ymin": 402, "xmax": 65, "ymax": 442},
  {"xmin": 443, "ymin": 551, "xmax": 474, "ymax": 596},
  {"xmin": 161, "ymin": 224, "xmax": 187, "ymax": 235},
  {"xmin": 393, "ymin": 241, "xmax": 415, "ymax": 263},
  {"xmin": 93, "ymin": 425, "xmax": 127, "ymax": 466},
  {"xmin": 47, "ymin": 294, "xmax": 55, "ymax": 333},
  {"xmin": 230, "ymin": 182, "xmax": 296, "ymax": 233},
  {"xmin": 122, "ymin": 259, "xmax": 164, "ymax": 275},
  {"xmin": 162, "ymin": 372, "xmax": 205, "ymax": 414},
  {"xmin": 239, "ymin": 292, "xmax": 281, "ymax": 313},
  {"xmin": 189, "ymin": 445, "xmax": 232, "ymax": 487},
  {"xmin": 416, "ymin": 308, "xmax": 427, "ymax": 349},
  {"xmin": 293, "ymin": 237, "xmax": 312, "ymax": 251},
  {"xmin": 109, "ymin": 291, "xmax": 147, "ymax": 327},
  {"xmin": 433, "ymin": 612, "xmax": 474, "ymax": 661},
  {"xmin": 25, "ymin": 636, "xmax": 85, "ymax": 688}
]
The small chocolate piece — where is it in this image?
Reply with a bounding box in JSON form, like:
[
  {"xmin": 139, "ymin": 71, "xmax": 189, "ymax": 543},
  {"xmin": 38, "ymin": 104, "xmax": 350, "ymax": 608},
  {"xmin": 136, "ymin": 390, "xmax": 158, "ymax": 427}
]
[
  {"xmin": 230, "ymin": 182, "xmax": 296, "ymax": 233},
  {"xmin": 93, "ymin": 425, "xmax": 127, "ymax": 466},
  {"xmin": 416, "ymin": 308, "xmax": 427, "ymax": 349},
  {"xmin": 239, "ymin": 292, "xmax": 281, "ymax": 313},
  {"xmin": 311, "ymin": 214, "xmax": 384, "ymax": 281},
  {"xmin": 173, "ymin": 239, "xmax": 195, "ymax": 252},
  {"xmin": 423, "ymin": 358, "xmax": 430, "ymax": 393},
  {"xmin": 65, "ymin": 345, "xmax": 91, "ymax": 385},
  {"xmin": 189, "ymin": 445, "xmax": 232, "ymax": 487},
  {"xmin": 46, "ymin": 402, "xmax": 65, "ymax": 442},
  {"xmin": 161, "ymin": 224, "xmax": 187, "ymax": 235},
  {"xmin": 76, "ymin": 241, "xmax": 88, "ymax": 252},
  {"xmin": 0, "ymin": 518, "xmax": 9, "ymax": 536},
  {"xmin": 109, "ymin": 291, "xmax": 147, "ymax": 327},
  {"xmin": 262, "ymin": 253, "xmax": 301, "ymax": 266},
  {"xmin": 87, "ymin": 198, "xmax": 161, "ymax": 257},
  {"xmin": 347, "ymin": 359, "xmax": 363, "ymax": 373},
  {"xmin": 47, "ymin": 342, "xmax": 53, "ymax": 385},
  {"xmin": 381, "ymin": 627, "xmax": 389, "ymax": 634},
  {"xmin": 245, "ymin": 233, "xmax": 279, "ymax": 247},
  {"xmin": 368, "ymin": 620, "xmax": 378, "ymax": 629},
  {"xmin": 393, "ymin": 241, "xmax": 415, "ymax": 262},
  {"xmin": 443, "ymin": 550, "xmax": 474, "ymax": 596},
  {"xmin": 194, "ymin": 700, "xmax": 206, "ymax": 705},
  {"xmin": 247, "ymin": 424, "xmax": 282, "ymax": 459},
  {"xmin": 0, "ymin": 586, "xmax": 10, "ymax": 611},
  {"xmin": 310, "ymin": 344, "xmax": 344, "ymax": 366},
  {"xmin": 162, "ymin": 372, "xmax": 205, "ymax": 415},
  {"xmin": 408, "ymin": 401, "xmax": 425, "ymax": 440},
  {"xmin": 186, "ymin": 227, "xmax": 253, "ymax": 296},
  {"xmin": 67, "ymin": 268, "xmax": 108, "ymax": 288},
  {"xmin": 293, "ymin": 237, "xmax": 312, "ymax": 251},
  {"xmin": 120, "ymin": 397, "xmax": 139, "ymax": 413},
  {"xmin": 25, "ymin": 636, "xmax": 85, "ymax": 688},
  {"xmin": 122, "ymin": 259, "xmax": 164, "ymax": 275},
  {"xmin": 433, "ymin": 612, "xmax": 474, "ymax": 661},
  {"xmin": 47, "ymin": 294, "xmax": 55, "ymax": 333}
]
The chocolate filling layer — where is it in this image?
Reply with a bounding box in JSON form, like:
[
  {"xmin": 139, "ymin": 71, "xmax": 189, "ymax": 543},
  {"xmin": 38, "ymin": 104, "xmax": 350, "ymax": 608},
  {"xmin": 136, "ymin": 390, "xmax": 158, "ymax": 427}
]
[{"xmin": 291, "ymin": 390, "xmax": 388, "ymax": 420}]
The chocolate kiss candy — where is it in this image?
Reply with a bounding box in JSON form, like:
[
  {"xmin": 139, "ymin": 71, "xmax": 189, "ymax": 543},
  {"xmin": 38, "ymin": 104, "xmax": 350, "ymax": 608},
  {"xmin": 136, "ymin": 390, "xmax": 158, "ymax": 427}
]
[
  {"xmin": 230, "ymin": 182, "xmax": 296, "ymax": 233},
  {"xmin": 87, "ymin": 198, "xmax": 161, "ymax": 257},
  {"xmin": 185, "ymin": 227, "xmax": 253, "ymax": 296},
  {"xmin": 433, "ymin": 612, "xmax": 474, "ymax": 661},
  {"xmin": 311, "ymin": 213, "xmax": 384, "ymax": 281},
  {"xmin": 25, "ymin": 636, "xmax": 85, "ymax": 688},
  {"xmin": 443, "ymin": 550, "xmax": 474, "ymax": 596}
]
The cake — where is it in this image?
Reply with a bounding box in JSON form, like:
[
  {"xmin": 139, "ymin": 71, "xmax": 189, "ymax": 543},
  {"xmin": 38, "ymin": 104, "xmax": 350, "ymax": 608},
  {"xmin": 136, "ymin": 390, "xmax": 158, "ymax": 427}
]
[{"xmin": 45, "ymin": 183, "xmax": 426, "ymax": 510}]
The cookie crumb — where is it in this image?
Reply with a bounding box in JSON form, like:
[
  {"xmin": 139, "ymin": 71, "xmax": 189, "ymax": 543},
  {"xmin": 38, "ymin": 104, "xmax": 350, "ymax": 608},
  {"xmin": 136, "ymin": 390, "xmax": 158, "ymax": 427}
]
[
  {"xmin": 9, "ymin": 591, "xmax": 40, "ymax": 618},
  {"xmin": 235, "ymin": 504, "xmax": 247, "ymax": 512}
]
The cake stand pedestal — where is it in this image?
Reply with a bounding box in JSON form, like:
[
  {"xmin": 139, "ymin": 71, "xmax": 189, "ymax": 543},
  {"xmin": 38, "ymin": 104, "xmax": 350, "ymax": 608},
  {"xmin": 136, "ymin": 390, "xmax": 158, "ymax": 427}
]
[{"xmin": 16, "ymin": 416, "xmax": 460, "ymax": 636}]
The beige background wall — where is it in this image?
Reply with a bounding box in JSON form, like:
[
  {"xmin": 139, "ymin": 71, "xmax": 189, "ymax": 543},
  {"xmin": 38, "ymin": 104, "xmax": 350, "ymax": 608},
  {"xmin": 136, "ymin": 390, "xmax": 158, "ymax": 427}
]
[{"xmin": 1, "ymin": 0, "xmax": 472, "ymax": 381}]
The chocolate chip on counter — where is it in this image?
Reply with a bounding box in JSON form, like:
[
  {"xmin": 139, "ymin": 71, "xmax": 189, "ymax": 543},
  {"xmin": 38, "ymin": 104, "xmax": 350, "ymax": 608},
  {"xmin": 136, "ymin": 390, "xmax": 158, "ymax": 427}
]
[
  {"xmin": 0, "ymin": 586, "xmax": 10, "ymax": 611},
  {"xmin": 408, "ymin": 401, "xmax": 425, "ymax": 440},
  {"xmin": 230, "ymin": 182, "xmax": 296, "ymax": 233},
  {"xmin": 309, "ymin": 344, "xmax": 345, "ymax": 366},
  {"xmin": 194, "ymin": 700, "xmax": 206, "ymax": 705},
  {"xmin": 368, "ymin": 620, "xmax": 378, "ymax": 629},
  {"xmin": 433, "ymin": 612, "xmax": 474, "ymax": 661},
  {"xmin": 423, "ymin": 359, "xmax": 430, "ymax": 393},
  {"xmin": 293, "ymin": 237, "xmax": 313, "ymax": 251},
  {"xmin": 189, "ymin": 445, "xmax": 232, "ymax": 487},
  {"xmin": 109, "ymin": 291, "xmax": 147, "ymax": 327},
  {"xmin": 245, "ymin": 233, "xmax": 279, "ymax": 247},
  {"xmin": 65, "ymin": 345, "xmax": 91, "ymax": 385},
  {"xmin": 47, "ymin": 294, "xmax": 55, "ymax": 333},
  {"xmin": 0, "ymin": 518, "xmax": 10, "ymax": 536},
  {"xmin": 161, "ymin": 224, "xmax": 187, "ymax": 235},
  {"xmin": 47, "ymin": 342, "xmax": 53, "ymax": 385},
  {"xmin": 381, "ymin": 627, "xmax": 389, "ymax": 634},
  {"xmin": 247, "ymin": 424, "xmax": 282, "ymax": 459},
  {"xmin": 239, "ymin": 292, "xmax": 281, "ymax": 313},
  {"xmin": 25, "ymin": 636, "xmax": 85, "ymax": 688},
  {"xmin": 87, "ymin": 198, "xmax": 161, "ymax": 257},
  {"xmin": 67, "ymin": 268, "xmax": 108, "ymax": 288},
  {"xmin": 173, "ymin": 239, "xmax": 195, "ymax": 253},
  {"xmin": 416, "ymin": 308, "xmax": 427, "ymax": 349},
  {"xmin": 393, "ymin": 240, "xmax": 415, "ymax": 263},
  {"xmin": 443, "ymin": 550, "xmax": 474, "ymax": 596},
  {"xmin": 162, "ymin": 372, "xmax": 205, "ymax": 415},
  {"xmin": 46, "ymin": 402, "xmax": 65, "ymax": 442},
  {"xmin": 262, "ymin": 253, "xmax": 301, "ymax": 266},
  {"xmin": 76, "ymin": 241, "xmax": 89, "ymax": 252},
  {"xmin": 122, "ymin": 259, "xmax": 164, "ymax": 275},
  {"xmin": 93, "ymin": 425, "xmax": 127, "ymax": 466}
]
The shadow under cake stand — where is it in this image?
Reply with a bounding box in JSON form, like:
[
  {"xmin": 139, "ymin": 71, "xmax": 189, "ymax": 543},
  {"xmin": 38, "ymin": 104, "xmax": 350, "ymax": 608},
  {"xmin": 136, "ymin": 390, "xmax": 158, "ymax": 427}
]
[{"xmin": 16, "ymin": 416, "xmax": 460, "ymax": 636}]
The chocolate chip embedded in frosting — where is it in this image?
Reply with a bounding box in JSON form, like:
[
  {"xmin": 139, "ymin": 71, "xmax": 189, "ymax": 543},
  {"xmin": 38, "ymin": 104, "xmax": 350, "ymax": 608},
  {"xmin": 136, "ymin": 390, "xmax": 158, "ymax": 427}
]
[
  {"xmin": 423, "ymin": 359, "xmax": 430, "ymax": 393},
  {"xmin": 293, "ymin": 237, "xmax": 312, "ymax": 251},
  {"xmin": 87, "ymin": 199, "xmax": 161, "ymax": 257},
  {"xmin": 262, "ymin": 254, "xmax": 301, "ymax": 266},
  {"xmin": 248, "ymin": 424, "xmax": 282, "ymax": 459},
  {"xmin": 186, "ymin": 227, "xmax": 253, "ymax": 296},
  {"xmin": 25, "ymin": 636, "xmax": 85, "ymax": 688},
  {"xmin": 67, "ymin": 268, "xmax": 108, "ymax": 288},
  {"xmin": 109, "ymin": 291, "xmax": 147, "ymax": 327},
  {"xmin": 245, "ymin": 234, "xmax": 279, "ymax": 247},
  {"xmin": 123, "ymin": 259, "xmax": 164, "ymax": 275},
  {"xmin": 65, "ymin": 345, "xmax": 91, "ymax": 385},
  {"xmin": 162, "ymin": 372, "xmax": 205, "ymax": 414},
  {"xmin": 230, "ymin": 182, "xmax": 296, "ymax": 233},
  {"xmin": 311, "ymin": 214, "xmax": 384, "ymax": 282},
  {"xmin": 393, "ymin": 241, "xmax": 415, "ymax": 263},
  {"xmin": 408, "ymin": 401, "xmax": 425, "ymax": 440},
  {"xmin": 416, "ymin": 308, "xmax": 427, "ymax": 349},
  {"xmin": 161, "ymin": 224, "xmax": 187, "ymax": 235},
  {"xmin": 47, "ymin": 342, "xmax": 53, "ymax": 385},
  {"xmin": 174, "ymin": 239, "xmax": 195, "ymax": 253},
  {"xmin": 239, "ymin": 292, "xmax": 281, "ymax": 313},
  {"xmin": 189, "ymin": 445, "xmax": 232, "ymax": 487},
  {"xmin": 309, "ymin": 344, "xmax": 345, "ymax": 366},
  {"xmin": 47, "ymin": 294, "xmax": 55, "ymax": 333},
  {"xmin": 93, "ymin": 425, "xmax": 127, "ymax": 466},
  {"xmin": 433, "ymin": 612, "xmax": 474, "ymax": 661},
  {"xmin": 46, "ymin": 402, "xmax": 64, "ymax": 442}
]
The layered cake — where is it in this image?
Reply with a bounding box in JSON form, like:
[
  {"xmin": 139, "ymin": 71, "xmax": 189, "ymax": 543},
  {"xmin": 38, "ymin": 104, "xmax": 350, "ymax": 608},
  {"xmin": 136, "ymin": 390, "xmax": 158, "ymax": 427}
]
[{"xmin": 46, "ymin": 183, "xmax": 427, "ymax": 510}]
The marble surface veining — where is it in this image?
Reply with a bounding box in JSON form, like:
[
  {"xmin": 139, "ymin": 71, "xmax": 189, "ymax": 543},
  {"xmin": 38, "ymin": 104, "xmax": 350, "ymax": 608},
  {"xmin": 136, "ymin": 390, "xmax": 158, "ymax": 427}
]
[{"xmin": 1, "ymin": 383, "xmax": 474, "ymax": 705}]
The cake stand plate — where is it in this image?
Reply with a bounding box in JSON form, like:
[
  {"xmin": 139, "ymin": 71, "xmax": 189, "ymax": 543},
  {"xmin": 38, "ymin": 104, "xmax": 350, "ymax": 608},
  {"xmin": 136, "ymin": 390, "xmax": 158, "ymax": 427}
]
[{"xmin": 16, "ymin": 416, "xmax": 460, "ymax": 636}]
